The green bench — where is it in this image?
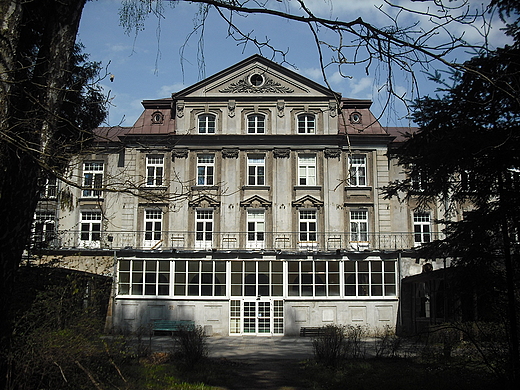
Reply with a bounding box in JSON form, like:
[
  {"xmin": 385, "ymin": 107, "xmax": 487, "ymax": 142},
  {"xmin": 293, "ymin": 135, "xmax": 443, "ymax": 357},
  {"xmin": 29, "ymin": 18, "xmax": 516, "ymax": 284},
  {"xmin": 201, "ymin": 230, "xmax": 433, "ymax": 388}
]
[{"xmin": 152, "ymin": 320, "xmax": 195, "ymax": 335}]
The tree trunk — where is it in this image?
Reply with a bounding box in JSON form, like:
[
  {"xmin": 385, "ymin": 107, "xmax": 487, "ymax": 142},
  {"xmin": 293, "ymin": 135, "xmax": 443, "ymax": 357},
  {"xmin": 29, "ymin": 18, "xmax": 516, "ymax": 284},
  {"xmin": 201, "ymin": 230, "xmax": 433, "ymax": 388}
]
[{"xmin": 0, "ymin": 0, "xmax": 87, "ymax": 387}]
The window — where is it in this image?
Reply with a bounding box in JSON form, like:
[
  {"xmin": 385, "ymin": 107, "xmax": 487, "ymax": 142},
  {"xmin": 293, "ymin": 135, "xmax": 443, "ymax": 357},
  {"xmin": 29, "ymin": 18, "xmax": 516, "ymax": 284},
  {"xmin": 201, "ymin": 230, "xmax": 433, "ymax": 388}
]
[
  {"xmin": 41, "ymin": 176, "xmax": 57, "ymax": 198},
  {"xmin": 247, "ymin": 155, "xmax": 265, "ymax": 185},
  {"xmin": 410, "ymin": 165, "xmax": 426, "ymax": 192},
  {"xmin": 297, "ymin": 114, "xmax": 315, "ymax": 134},
  {"xmin": 33, "ymin": 212, "xmax": 56, "ymax": 245},
  {"xmin": 414, "ymin": 211, "xmax": 431, "ymax": 245},
  {"xmin": 349, "ymin": 155, "xmax": 367, "ymax": 186},
  {"xmin": 298, "ymin": 155, "xmax": 316, "ymax": 186},
  {"xmin": 247, "ymin": 210, "xmax": 265, "ymax": 248},
  {"xmin": 80, "ymin": 211, "xmax": 101, "ymax": 243},
  {"xmin": 144, "ymin": 210, "xmax": 162, "ymax": 248},
  {"xmin": 198, "ymin": 114, "xmax": 216, "ymax": 134},
  {"xmin": 230, "ymin": 261, "xmax": 283, "ymax": 297},
  {"xmin": 299, "ymin": 210, "xmax": 317, "ymax": 242},
  {"xmin": 247, "ymin": 114, "xmax": 265, "ymax": 134},
  {"xmin": 197, "ymin": 154, "xmax": 214, "ymax": 186},
  {"xmin": 173, "ymin": 260, "xmax": 226, "ymax": 296},
  {"xmin": 350, "ymin": 210, "xmax": 368, "ymax": 243},
  {"xmin": 117, "ymin": 259, "xmax": 170, "ymax": 296},
  {"xmin": 196, "ymin": 210, "xmax": 213, "ymax": 249},
  {"xmin": 146, "ymin": 155, "xmax": 164, "ymax": 187},
  {"xmin": 345, "ymin": 260, "xmax": 396, "ymax": 297},
  {"xmin": 288, "ymin": 261, "xmax": 340, "ymax": 297},
  {"xmin": 83, "ymin": 162, "xmax": 103, "ymax": 197}
]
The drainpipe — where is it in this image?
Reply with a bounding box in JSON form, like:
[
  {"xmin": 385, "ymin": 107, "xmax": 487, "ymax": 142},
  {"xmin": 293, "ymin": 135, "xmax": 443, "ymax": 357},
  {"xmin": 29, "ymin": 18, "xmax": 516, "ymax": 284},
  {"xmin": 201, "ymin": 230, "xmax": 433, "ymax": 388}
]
[
  {"xmin": 104, "ymin": 250, "xmax": 118, "ymax": 333},
  {"xmin": 397, "ymin": 250, "xmax": 403, "ymax": 330}
]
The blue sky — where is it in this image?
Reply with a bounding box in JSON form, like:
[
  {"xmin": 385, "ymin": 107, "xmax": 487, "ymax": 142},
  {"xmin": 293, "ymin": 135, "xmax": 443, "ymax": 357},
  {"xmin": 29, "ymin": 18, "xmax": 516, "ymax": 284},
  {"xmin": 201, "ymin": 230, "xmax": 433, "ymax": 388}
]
[{"xmin": 78, "ymin": 0, "xmax": 510, "ymax": 127}]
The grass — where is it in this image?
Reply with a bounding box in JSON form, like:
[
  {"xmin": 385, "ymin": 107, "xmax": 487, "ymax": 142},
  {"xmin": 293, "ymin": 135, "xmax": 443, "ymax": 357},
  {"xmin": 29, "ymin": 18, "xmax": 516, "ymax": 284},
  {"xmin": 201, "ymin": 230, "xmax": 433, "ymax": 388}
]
[{"xmin": 113, "ymin": 352, "xmax": 502, "ymax": 390}]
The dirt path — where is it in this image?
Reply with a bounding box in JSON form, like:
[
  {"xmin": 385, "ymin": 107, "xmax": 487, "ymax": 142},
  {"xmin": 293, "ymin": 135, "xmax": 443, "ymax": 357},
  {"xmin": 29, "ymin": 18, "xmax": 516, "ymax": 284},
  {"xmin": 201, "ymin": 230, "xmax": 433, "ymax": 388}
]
[{"xmin": 222, "ymin": 358, "xmax": 310, "ymax": 390}]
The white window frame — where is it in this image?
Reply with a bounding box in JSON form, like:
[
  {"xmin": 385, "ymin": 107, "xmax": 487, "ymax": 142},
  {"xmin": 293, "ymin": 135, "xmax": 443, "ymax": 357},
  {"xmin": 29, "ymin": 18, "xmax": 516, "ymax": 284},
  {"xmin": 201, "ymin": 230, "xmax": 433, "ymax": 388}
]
[
  {"xmin": 299, "ymin": 209, "xmax": 317, "ymax": 247},
  {"xmin": 247, "ymin": 209, "xmax": 265, "ymax": 249},
  {"xmin": 198, "ymin": 113, "xmax": 216, "ymax": 134},
  {"xmin": 247, "ymin": 113, "xmax": 265, "ymax": 134},
  {"xmin": 80, "ymin": 211, "xmax": 102, "ymax": 248},
  {"xmin": 144, "ymin": 209, "xmax": 162, "ymax": 249},
  {"xmin": 41, "ymin": 176, "xmax": 58, "ymax": 198},
  {"xmin": 297, "ymin": 114, "xmax": 315, "ymax": 134},
  {"xmin": 146, "ymin": 155, "xmax": 164, "ymax": 187},
  {"xmin": 349, "ymin": 155, "xmax": 367, "ymax": 187},
  {"xmin": 247, "ymin": 155, "xmax": 265, "ymax": 186},
  {"xmin": 350, "ymin": 210, "xmax": 369, "ymax": 249},
  {"xmin": 414, "ymin": 211, "xmax": 431, "ymax": 246},
  {"xmin": 197, "ymin": 154, "xmax": 215, "ymax": 186},
  {"xmin": 196, "ymin": 209, "xmax": 213, "ymax": 249},
  {"xmin": 33, "ymin": 211, "xmax": 56, "ymax": 245},
  {"xmin": 298, "ymin": 154, "xmax": 316, "ymax": 186},
  {"xmin": 82, "ymin": 162, "xmax": 103, "ymax": 197}
]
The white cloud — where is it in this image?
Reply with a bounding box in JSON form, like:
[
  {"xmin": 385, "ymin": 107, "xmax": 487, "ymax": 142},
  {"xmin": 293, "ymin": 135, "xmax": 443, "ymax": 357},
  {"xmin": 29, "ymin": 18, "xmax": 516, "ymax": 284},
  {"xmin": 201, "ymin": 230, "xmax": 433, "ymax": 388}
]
[
  {"xmin": 157, "ymin": 82, "xmax": 188, "ymax": 97},
  {"xmin": 348, "ymin": 76, "xmax": 373, "ymax": 98}
]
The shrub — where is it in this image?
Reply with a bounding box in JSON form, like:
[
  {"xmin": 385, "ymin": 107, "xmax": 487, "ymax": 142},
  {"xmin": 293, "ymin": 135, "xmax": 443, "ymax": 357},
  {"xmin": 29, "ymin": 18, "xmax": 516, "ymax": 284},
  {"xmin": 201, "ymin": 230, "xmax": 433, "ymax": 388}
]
[
  {"xmin": 173, "ymin": 325, "xmax": 208, "ymax": 369},
  {"xmin": 312, "ymin": 324, "xmax": 348, "ymax": 367}
]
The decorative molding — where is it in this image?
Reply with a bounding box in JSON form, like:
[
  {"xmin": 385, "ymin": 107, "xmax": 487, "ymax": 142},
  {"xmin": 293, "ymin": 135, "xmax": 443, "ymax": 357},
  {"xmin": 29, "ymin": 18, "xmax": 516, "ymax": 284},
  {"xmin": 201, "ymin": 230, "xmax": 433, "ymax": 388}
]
[
  {"xmin": 292, "ymin": 195, "xmax": 324, "ymax": 209},
  {"xmin": 240, "ymin": 195, "xmax": 272, "ymax": 209},
  {"xmin": 273, "ymin": 148, "xmax": 290, "ymax": 158},
  {"xmin": 222, "ymin": 148, "xmax": 239, "ymax": 159},
  {"xmin": 189, "ymin": 195, "xmax": 220, "ymax": 208},
  {"xmin": 172, "ymin": 149, "xmax": 189, "ymax": 159},
  {"xmin": 324, "ymin": 148, "xmax": 341, "ymax": 159},
  {"xmin": 219, "ymin": 76, "xmax": 294, "ymax": 94},
  {"xmin": 228, "ymin": 100, "xmax": 236, "ymax": 117},
  {"xmin": 277, "ymin": 100, "xmax": 285, "ymax": 117},
  {"xmin": 329, "ymin": 101, "xmax": 337, "ymax": 117},
  {"xmin": 176, "ymin": 101, "xmax": 184, "ymax": 118}
]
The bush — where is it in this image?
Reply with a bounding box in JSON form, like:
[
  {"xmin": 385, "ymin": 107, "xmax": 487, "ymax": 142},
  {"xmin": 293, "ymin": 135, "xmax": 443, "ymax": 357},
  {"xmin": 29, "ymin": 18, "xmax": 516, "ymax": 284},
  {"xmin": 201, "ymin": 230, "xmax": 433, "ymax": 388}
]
[
  {"xmin": 312, "ymin": 325, "xmax": 348, "ymax": 367},
  {"xmin": 173, "ymin": 325, "xmax": 208, "ymax": 369}
]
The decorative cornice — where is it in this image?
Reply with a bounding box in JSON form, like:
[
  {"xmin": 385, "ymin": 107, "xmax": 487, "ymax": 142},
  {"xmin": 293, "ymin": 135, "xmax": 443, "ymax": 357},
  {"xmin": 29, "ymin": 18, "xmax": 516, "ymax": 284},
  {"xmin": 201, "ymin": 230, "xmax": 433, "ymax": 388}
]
[
  {"xmin": 219, "ymin": 76, "xmax": 294, "ymax": 94},
  {"xmin": 273, "ymin": 148, "xmax": 290, "ymax": 158},
  {"xmin": 222, "ymin": 148, "xmax": 239, "ymax": 159},
  {"xmin": 324, "ymin": 148, "xmax": 341, "ymax": 159},
  {"xmin": 240, "ymin": 195, "xmax": 272, "ymax": 209},
  {"xmin": 172, "ymin": 149, "xmax": 189, "ymax": 159},
  {"xmin": 189, "ymin": 195, "xmax": 220, "ymax": 208},
  {"xmin": 292, "ymin": 195, "xmax": 324, "ymax": 209}
]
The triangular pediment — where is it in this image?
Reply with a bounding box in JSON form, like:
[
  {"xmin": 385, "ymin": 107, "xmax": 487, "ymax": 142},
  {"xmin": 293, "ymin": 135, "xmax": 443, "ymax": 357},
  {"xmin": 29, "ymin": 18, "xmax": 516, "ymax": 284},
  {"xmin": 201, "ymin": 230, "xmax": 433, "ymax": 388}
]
[
  {"xmin": 188, "ymin": 195, "xmax": 220, "ymax": 208},
  {"xmin": 292, "ymin": 195, "xmax": 324, "ymax": 209},
  {"xmin": 173, "ymin": 55, "xmax": 338, "ymax": 100},
  {"xmin": 240, "ymin": 195, "xmax": 272, "ymax": 209}
]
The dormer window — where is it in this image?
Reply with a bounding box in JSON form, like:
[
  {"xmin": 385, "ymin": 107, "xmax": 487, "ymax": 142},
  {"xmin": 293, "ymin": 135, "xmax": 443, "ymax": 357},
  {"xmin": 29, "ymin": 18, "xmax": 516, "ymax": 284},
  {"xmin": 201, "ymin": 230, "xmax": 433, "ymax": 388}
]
[
  {"xmin": 152, "ymin": 111, "xmax": 164, "ymax": 124},
  {"xmin": 198, "ymin": 113, "xmax": 216, "ymax": 134},
  {"xmin": 350, "ymin": 112, "xmax": 362, "ymax": 124}
]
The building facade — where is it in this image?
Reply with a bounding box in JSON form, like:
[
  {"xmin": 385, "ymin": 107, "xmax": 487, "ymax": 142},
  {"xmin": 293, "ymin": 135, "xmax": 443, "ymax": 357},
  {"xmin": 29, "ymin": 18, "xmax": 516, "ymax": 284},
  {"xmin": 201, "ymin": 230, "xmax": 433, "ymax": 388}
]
[{"xmin": 33, "ymin": 55, "xmax": 448, "ymax": 336}]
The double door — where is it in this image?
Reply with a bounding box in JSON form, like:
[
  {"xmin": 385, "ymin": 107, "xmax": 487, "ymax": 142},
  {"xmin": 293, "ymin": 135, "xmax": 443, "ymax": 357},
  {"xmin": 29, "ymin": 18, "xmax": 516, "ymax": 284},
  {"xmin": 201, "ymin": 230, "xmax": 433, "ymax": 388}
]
[{"xmin": 230, "ymin": 299, "xmax": 283, "ymax": 335}]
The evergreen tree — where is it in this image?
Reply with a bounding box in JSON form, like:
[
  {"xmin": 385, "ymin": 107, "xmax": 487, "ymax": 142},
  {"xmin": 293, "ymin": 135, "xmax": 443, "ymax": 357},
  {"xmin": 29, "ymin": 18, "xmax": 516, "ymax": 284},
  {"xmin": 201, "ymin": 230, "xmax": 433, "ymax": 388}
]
[{"xmin": 383, "ymin": 3, "xmax": 520, "ymax": 382}]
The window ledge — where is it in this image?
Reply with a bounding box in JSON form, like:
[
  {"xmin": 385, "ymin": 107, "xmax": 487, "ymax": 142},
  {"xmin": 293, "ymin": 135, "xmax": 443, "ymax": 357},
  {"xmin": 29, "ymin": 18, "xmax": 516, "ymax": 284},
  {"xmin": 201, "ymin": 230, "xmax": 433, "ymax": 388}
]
[
  {"xmin": 242, "ymin": 185, "xmax": 270, "ymax": 190},
  {"xmin": 294, "ymin": 186, "xmax": 321, "ymax": 191},
  {"xmin": 140, "ymin": 186, "xmax": 168, "ymax": 190},
  {"xmin": 191, "ymin": 185, "xmax": 219, "ymax": 191},
  {"xmin": 345, "ymin": 186, "xmax": 372, "ymax": 190}
]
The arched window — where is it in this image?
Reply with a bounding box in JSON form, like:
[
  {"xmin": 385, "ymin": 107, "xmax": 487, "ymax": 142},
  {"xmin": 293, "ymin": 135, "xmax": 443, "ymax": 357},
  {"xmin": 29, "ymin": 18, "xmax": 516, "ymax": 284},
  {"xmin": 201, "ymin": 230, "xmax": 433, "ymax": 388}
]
[
  {"xmin": 297, "ymin": 113, "xmax": 315, "ymax": 134},
  {"xmin": 247, "ymin": 114, "xmax": 265, "ymax": 134},
  {"xmin": 198, "ymin": 113, "xmax": 216, "ymax": 134}
]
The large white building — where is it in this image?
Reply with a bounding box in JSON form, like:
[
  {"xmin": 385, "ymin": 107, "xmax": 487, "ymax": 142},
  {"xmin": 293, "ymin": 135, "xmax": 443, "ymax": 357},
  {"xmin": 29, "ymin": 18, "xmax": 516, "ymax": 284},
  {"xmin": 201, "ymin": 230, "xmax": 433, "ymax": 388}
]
[{"xmin": 33, "ymin": 55, "xmax": 447, "ymax": 336}]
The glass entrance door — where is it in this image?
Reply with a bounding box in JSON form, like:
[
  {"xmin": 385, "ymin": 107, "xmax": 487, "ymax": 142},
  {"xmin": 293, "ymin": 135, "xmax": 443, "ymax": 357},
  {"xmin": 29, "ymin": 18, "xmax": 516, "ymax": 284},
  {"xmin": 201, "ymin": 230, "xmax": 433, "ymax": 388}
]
[{"xmin": 230, "ymin": 299, "xmax": 284, "ymax": 335}]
